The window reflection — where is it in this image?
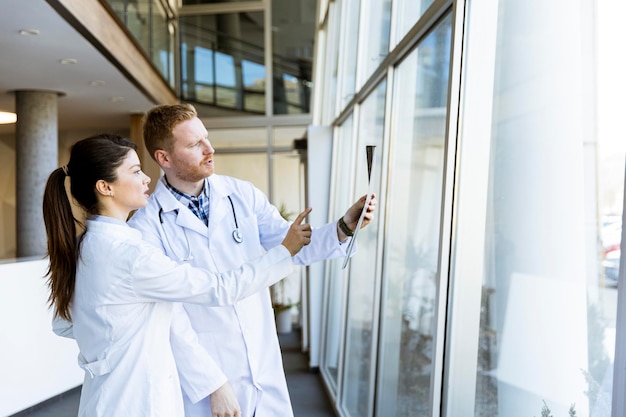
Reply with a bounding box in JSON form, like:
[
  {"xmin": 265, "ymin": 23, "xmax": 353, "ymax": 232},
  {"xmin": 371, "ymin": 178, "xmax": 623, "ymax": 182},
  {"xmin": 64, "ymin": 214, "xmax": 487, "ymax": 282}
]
[
  {"xmin": 106, "ymin": 0, "xmax": 175, "ymax": 87},
  {"xmin": 338, "ymin": 0, "xmax": 360, "ymax": 110},
  {"xmin": 180, "ymin": 12, "xmax": 265, "ymax": 113},
  {"xmin": 356, "ymin": 0, "xmax": 391, "ymax": 89},
  {"xmin": 474, "ymin": 1, "xmax": 621, "ymax": 416},
  {"xmin": 183, "ymin": 0, "xmax": 249, "ymax": 3},
  {"xmin": 341, "ymin": 82, "xmax": 386, "ymax": 417},
  {"xmin": 392, "ymin": 0, "xmax": 435, "ymax": 48},
  {"xmin": 377, "ymin": 15, "xmax": 451, "ymax": 417},
  {"xmin": 323, "ymin": 115, "xmax": 355, "ymax": 392},
  {"xmin": 272, "ymin": 0, "xmax": 316, "ymax": 114}
]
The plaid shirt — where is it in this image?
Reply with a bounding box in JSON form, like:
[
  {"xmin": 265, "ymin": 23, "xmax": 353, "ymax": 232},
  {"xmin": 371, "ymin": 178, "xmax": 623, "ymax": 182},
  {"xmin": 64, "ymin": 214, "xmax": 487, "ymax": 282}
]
[{"xmin": 164, "ymin": 177, "xmax": 210, "ymax": 227}]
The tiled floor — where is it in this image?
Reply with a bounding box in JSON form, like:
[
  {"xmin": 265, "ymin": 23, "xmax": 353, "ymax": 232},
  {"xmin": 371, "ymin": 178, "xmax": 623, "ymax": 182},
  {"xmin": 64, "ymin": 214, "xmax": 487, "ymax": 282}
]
[
  {"xmin": 10, "ymin": 329, "xmax": 335, "ymax": 417},
  {"xmin": 281, "ymin": 331, "xmax": 336, "ymax": 417}
]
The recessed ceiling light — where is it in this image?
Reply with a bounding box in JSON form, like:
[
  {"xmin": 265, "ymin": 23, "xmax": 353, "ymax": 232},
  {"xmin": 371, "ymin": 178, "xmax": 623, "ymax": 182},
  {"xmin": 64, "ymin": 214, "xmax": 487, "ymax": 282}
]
[
  {"xmin": 0, "ymin": 111, "xmax": 17, "ymax": 124},
  {"xmin": 59, "ymin": 58, "xmax": 78, "ymax": 65},
  {"xmin": 19, "ymin": 29, "xmax": 40, "ymax": 36},
  {"xmin": 90, "ymin": 80, "xmax": 106, "ymax": 86},
  {"xmin": 111, "ymin": 96, "xmax": 125, "ymax": 102}
]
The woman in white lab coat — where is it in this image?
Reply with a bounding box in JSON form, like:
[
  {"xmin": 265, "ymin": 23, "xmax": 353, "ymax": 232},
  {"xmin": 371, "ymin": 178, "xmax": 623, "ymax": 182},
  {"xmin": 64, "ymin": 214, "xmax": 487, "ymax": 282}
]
[{"xmin": 42, "ymin": 134, "xmax": 313, "ymax": 417}]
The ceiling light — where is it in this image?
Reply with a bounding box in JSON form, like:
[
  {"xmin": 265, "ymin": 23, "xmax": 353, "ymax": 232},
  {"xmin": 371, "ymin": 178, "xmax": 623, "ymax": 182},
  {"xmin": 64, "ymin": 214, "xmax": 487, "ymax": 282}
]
[
  {"xmin": 59, "ymin": 58, "xmax": 78, "ymax": 65},
  {"xmin": 19, "ymin": 29, "xmax": 40, "ymax": 36},
  {"xmin": 111, "ymin": 96, "xmax": 125, "ymax": 102},
  {"xmin": 90, "ymin": 80, "xmax": 106, "ymax": 86},
  {"xmin": 0, "ymin": 111, "xmax": 17, "ymax": 124}
]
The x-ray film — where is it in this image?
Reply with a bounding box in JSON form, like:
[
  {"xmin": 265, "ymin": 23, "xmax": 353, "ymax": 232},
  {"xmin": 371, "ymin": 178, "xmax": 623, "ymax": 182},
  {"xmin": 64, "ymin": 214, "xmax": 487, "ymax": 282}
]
[{"xmin": 342, "ymin": 145, "xmax": 375, "ymax": 269}]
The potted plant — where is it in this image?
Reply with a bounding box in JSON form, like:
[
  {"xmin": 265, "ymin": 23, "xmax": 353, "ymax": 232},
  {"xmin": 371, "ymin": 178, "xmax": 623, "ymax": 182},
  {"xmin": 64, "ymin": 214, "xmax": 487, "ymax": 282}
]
[{"xmin": 271, "ymin": 276, "xmax": 300, "ymax": 333}]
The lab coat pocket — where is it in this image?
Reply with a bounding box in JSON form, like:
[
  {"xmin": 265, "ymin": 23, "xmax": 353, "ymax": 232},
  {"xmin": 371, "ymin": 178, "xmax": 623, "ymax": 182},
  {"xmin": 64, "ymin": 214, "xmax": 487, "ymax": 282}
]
[{"xmin": 78, "ymin": 353, "xmax": 111, "ymax": 378}]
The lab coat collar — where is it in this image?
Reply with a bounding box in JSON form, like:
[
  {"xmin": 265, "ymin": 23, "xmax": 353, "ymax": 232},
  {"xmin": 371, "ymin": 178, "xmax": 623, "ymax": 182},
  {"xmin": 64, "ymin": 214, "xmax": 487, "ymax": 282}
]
[
  {"xmin": 151, "ymin": 179, "xmax": 207, "ymax": 235},
  {"xmin": 152, "ymin": 176, "xmax": 234, "ymax": 237},
  {"xmin": 86, "ymin": 218, "xmax": 142, "ymax": 240},
  {"xmin": 206, "ymin": 175, "xmax": 237, "ymax": 237}
]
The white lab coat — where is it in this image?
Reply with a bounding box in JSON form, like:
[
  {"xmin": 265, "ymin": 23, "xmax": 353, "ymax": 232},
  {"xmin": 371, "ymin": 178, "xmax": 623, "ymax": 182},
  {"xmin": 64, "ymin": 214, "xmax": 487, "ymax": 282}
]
[
  {"xmin": 128, "ymin": 175, "xmax": 350, "ymax": 417},
  {"xmin": 53, "ymin": 217, "xmax": 294, "ymax": 417}
]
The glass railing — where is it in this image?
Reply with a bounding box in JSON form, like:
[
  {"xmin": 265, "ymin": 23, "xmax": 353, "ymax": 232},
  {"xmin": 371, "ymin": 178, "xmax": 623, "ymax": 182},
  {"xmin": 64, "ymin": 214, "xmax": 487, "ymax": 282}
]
[{"xmin": 105, "ymin": 0, "xmax": 176, "ymax": 90}]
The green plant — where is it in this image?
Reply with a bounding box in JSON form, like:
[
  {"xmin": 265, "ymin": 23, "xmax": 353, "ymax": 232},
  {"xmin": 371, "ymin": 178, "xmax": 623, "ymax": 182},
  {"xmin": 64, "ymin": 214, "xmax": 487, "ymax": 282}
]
[{"xmin": 535, "ymin": 401, "xmax": 577, "ymax": 417}]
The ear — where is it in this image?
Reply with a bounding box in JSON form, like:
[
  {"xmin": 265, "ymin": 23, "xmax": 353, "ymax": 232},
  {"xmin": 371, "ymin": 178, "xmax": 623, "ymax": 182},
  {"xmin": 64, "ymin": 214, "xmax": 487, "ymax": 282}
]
[
  {"xmin": 154, "ymin": 149, "xmax": 170, "ymax": 168},
  {"xmin": 95, "ymin": 179, "xmax": 113, "ymax": 197}
]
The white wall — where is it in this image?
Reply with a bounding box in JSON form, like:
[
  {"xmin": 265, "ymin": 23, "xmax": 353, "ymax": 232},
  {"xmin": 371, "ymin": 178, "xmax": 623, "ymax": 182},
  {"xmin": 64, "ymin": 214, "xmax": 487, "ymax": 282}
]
[{"xmin": 0, "ymin": 258, "xmax": 82, "ymax": 417}]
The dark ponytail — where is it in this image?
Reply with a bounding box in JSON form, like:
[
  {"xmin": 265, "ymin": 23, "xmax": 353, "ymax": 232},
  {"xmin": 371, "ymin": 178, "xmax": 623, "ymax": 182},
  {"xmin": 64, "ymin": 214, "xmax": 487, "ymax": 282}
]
[
  {"xmin": 43, "ymin": 167, "xmax": 78, "ymax": 321},
  {"xmin": 43, "ymin": 133, "xmax": 137, "ymax": 320}
]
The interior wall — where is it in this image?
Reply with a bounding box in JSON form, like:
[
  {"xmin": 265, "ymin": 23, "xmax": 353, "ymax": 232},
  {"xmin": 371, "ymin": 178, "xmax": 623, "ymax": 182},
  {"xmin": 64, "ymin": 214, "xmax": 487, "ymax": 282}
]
[{"xmin": 0, "ymin": 259, "xmax": 83, "ymax": 416}]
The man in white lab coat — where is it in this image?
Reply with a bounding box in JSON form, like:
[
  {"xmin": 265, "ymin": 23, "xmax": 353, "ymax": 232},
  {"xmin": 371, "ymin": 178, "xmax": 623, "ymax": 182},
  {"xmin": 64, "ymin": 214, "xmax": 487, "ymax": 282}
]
[{"xmin": 128, "ymin": 104, "xmax": 376, "ymax": 417}]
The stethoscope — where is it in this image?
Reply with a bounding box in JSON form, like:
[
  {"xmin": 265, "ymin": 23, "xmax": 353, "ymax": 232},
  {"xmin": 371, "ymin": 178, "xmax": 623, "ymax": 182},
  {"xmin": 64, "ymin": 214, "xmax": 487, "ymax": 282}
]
[{"xmin": 158, "ymin": 195, "xmax": 243, "ymax": 262}]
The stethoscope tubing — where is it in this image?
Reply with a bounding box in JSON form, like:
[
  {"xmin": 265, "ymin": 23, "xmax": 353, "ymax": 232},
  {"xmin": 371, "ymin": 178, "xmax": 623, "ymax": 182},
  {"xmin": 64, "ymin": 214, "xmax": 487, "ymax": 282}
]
[{"xmin": 158, "ymin": 195, "xmax": 243, "ymax": 262}]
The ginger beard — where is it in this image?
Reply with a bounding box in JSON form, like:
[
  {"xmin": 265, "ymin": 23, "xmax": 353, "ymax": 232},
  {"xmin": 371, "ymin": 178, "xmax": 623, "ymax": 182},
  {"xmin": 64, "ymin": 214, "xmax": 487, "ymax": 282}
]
[{"xmin": 168, "ymin": 153, "xmax": 214, "ymax": 184}]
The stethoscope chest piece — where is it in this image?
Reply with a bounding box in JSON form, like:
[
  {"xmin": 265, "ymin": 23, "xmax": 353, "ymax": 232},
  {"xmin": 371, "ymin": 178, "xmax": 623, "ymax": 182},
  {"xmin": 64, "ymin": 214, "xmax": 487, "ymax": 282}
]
[
  {"xmin": 232, "ymin": 229, "xmax": 243, "ymax": 243},
  {"xmin": 228, "ymin": 195, "xmax": 243, "ymax": 244}
]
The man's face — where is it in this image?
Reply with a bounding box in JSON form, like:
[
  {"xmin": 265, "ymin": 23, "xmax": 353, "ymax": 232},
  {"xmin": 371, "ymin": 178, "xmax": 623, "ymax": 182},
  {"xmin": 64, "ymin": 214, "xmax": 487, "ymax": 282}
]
[{"xmin": 167, "ymin": 117, "xmax": 215, "ymax": 183}]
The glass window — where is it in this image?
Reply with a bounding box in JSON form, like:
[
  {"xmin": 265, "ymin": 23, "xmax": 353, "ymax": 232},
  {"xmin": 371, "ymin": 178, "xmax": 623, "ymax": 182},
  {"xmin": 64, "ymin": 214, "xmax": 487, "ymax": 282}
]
[
  {"xmin": 323, "ymin": 114, "xmax": 355, "ymax": 393},
  {"xmin": 151, "ymin": 1, "xmax": 173, "ymax": 86},
  {"xmin": 376, "ymin": 15, "xmax": 451, "ymax": 417},
  {"xmin": 356, "ymin": 0, "xmax": 391, "ymax": 90},
  {"xmin": 341, "ymin": 81, "xmax": 386, "ymax": 417},
  {"xmin": 471, "ymin": 1, "xmax": 621, "ymax": 416},
  {"xmin": 180, "ymin": 12, "xmax": 265, "ymax": 111},
  {"xmin": 391, "ymin": 0, "xmax": 435, "ymax": 48},
  {"xmin": 321, "ymin": 1, "xmax": 340, "ymax": 124},
  {"xmin": 272, "ymin": 0, "xmax": 316, "ymax": 114},
  {"xmin": 337, "ymin": 0, "xmax": 360, "ymax": 110},
  {"xmin": 183, "ymin": 0, "xmax": 252, "ymax": 3},
  {"xmin": 105, "ymin": 0, "xmax": 175, "ymax": 87},
  {"xmin": 242, "ymin": 60, "xmax": 266, "ymax": 113}
]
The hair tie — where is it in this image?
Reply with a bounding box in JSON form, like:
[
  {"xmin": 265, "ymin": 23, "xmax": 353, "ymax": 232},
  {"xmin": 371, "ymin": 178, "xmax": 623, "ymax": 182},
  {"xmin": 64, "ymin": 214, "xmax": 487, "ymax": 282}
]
[{"xmin": 62, "ymin": 165, "xmax": 69, "ymax": 176}]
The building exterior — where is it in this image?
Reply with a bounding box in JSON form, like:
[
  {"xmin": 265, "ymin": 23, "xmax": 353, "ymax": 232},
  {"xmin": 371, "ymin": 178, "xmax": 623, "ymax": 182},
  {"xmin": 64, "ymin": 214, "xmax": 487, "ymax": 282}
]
[{"xmin": 1, "ymin": 0, "xmax": 626, "ymax": 416}]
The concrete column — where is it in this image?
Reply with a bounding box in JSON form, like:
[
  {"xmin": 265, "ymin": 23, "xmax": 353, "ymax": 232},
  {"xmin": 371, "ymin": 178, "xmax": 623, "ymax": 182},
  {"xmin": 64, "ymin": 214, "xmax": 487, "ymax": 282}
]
[{"xmin": 15, "ymin": 90, "xmax": 59, "ymax": 258}]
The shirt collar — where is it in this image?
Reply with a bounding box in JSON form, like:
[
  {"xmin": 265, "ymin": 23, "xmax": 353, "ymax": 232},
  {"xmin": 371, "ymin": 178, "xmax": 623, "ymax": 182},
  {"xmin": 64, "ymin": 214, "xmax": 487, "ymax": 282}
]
[{"xmin": 163, "ymin": 177, "xmax": 210, "ymax": 205}]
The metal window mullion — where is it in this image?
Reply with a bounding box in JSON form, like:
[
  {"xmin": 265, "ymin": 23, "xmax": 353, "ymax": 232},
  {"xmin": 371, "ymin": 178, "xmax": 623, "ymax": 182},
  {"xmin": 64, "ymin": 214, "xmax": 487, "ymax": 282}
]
[
  {"xmin": 264, "ymin": 0, "xmax": 273, "ymax": 118},
  {"xmin": 310, "ymin": 0, "xmax": 327, "ymax": 125},
  {"xmin": 333, "ymin": 0, "xmax": 349, "ymax": 123},
  {"xmin": 430, "ymin": 2, "xmax": 465, "ymax": 417},
  {"xmin": 611, "ymin": 159, "xmax": 626, "ymax": 417},
  {"xmin": 369, "ymin": 67, "xmax": 395, "ymax": 417},
  {"xmin": 178, "ymin": 2, "xmax": 264, "ymax": 16},
  {"xmin": 266, "ymin": 125, "xmax": 274, "ymax": 202},
  {"xmin": 334, "ymin": 0, "xmax": 452, "ymax": 128},
  {"xmin": 319, "ymin": 122, "xmax": 347, "ymax": 399},
  {"xmin": 337, "ymin": 105, "xmax": 360, "ymax": 416},
  {"xmin": 441, "ymin": 0, "xmax": 499, "ymax": 415}
]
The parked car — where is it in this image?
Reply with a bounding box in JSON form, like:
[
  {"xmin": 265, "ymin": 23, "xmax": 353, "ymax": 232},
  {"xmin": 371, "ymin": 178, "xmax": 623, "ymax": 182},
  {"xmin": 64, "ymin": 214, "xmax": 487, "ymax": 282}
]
[{"xmin": 603, "ymin": 249, "xmax": 620, "ymax": 287}]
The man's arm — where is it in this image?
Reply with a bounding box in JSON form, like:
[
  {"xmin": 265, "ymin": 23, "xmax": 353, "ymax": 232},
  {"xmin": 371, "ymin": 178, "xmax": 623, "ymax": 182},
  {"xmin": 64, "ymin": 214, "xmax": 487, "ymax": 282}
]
[{"xmin": 170, "ymin": 303, "xmax": 235, "ymax": 407}]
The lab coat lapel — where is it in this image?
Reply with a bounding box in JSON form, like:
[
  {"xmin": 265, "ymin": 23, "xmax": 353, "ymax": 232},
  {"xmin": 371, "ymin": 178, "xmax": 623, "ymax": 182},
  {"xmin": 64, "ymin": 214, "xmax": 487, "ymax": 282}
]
[
  {"xmin": 175, "ymin": 206, "xmax": 207, "ymax": 237},
  {"xmin": 207, "ymin": 176, "xmax": 231, "ymax": 239},
  {"xmin": 153, "ymin": 180, "xmax": 208, "ymax": 237}
]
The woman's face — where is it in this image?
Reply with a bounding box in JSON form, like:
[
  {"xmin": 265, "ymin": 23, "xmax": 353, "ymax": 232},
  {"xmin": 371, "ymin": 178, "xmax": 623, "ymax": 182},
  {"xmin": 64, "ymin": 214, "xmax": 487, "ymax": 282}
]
[{"xmin": 108, "ymin": 150, "xmax": 151, "ymax": 214}]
